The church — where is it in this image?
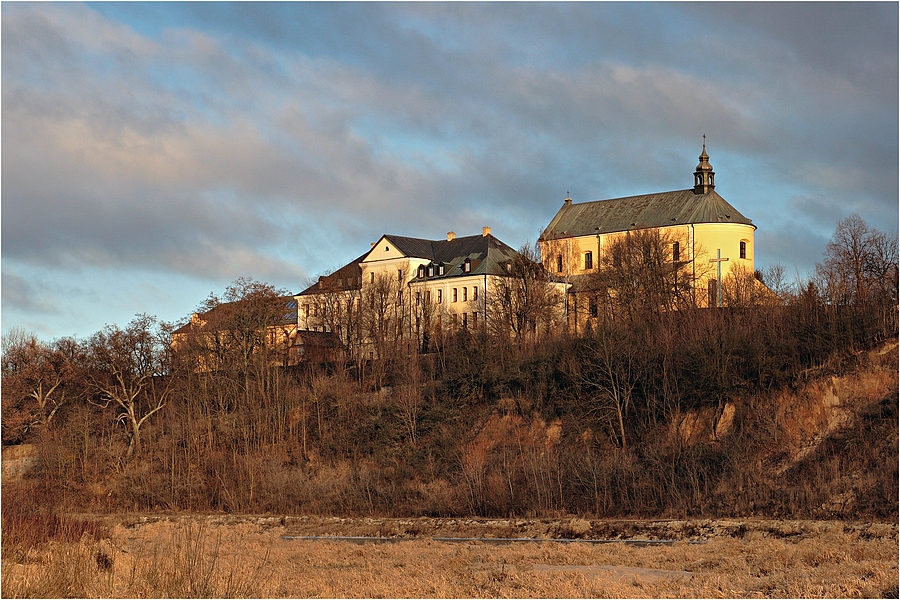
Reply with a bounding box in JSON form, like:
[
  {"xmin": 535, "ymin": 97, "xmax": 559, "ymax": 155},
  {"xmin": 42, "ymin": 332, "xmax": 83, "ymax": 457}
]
[{"xmin": 539, "ymin": 142, "xmax": 757, "ymax": 330}]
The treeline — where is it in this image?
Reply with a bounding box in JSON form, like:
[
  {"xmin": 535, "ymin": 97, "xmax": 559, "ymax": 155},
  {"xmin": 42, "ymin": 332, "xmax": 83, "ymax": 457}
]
[{"xmin": 3, "ymin": 214, "xmax": 897, "ymax": 519}]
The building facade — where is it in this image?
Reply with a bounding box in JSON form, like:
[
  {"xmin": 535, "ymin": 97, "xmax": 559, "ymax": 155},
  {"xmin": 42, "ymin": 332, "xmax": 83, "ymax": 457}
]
[
  {"xmin": 297, "ymin": 227, "xmax": 566, "ymax": 358},
  {"xmin": 539, "ymin": 144, "xmax": 757, "ymax": 330}
]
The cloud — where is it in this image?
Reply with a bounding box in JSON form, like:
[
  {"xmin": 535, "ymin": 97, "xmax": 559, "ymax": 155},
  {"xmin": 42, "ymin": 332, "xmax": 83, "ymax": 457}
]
[
  {"xmin": 1, "ymin": 269, "xmax": 57, "ymax": 315},
  {"xmin": 2, "ymin": 2, "xmax": 896, "ymax": 340}
]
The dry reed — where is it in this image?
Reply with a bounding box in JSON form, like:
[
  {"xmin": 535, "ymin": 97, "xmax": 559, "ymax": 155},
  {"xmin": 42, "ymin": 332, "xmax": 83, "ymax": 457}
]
[{"xmin": 2, "ymin": 515, "xmax": 896, "ymax": 598}]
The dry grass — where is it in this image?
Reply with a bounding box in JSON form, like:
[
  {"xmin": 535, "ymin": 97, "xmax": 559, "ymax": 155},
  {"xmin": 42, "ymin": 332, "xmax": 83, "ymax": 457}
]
[{"xmin": 2, "ymin": 515, "xmax": 897, "ymax": 598}]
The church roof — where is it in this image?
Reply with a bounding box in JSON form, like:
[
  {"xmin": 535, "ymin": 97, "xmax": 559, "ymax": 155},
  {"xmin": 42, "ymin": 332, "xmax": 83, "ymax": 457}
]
[{"xmin": 542, "ymin": 188, "xmax": 754, "ymax": 240}]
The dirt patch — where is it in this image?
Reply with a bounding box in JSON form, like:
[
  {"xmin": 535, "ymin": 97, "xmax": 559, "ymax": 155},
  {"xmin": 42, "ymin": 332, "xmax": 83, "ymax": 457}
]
[{"xmin": 98, "ymin": 513, "xmax": 897, "ymax": 544}]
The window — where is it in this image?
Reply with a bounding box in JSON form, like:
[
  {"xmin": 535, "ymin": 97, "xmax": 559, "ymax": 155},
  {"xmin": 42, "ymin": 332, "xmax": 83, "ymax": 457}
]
[
  {"xmin": 385, "ymin": 246, "xmax": 389, "ymax": 252},
  {"xmin": 462, "ymin": 313, "xmax": 468, "ymax": 329},
  {"xmin": 418, "ymin": 266, "xmax": 425, "ymax": 278},
  {"xmin": 472, "ymin": 312, "xmax": 478, "ymax": 327},
  {"xmin": 398, "ymin": 269, "xmax": 403, "ymax": 282},
  {"xmin": 438, "ymin": 264, "xmax": 445, "ymax": 276},
  {"xmin": 584, "ymin": 251, "xmax": 593, "ymax": 270},
  {"xmin": 673, "ymin": 242, "xmax": 680, "ymax": 262},
  {"xmin": 437, "ymin": 289, "xmax": 443, "ymax": 303},
  {"xmin": 557, "ymin": 254, "xmax": 563, "ymax": 273},
  {"xmin": 473, "ymin": 286, "xmax": 478, "ymax": 301},
  {"xmin": 416, "ymin": 291, "xmax": 421, "ymax": 306},
  {"xmin": 462, "ymin": 287, "xmax": 468, "ymax": 302},
  {"xmin": 452, "ymin": 288, "xmax": 458, "ymax": 302},
  {"xmin": 464, "ymin": 259, "xmax": 471, "ymax": 273},
  {"xmin": 589, "ymin": 297, "xmax": 598, "ymax": 318},
  {"xmin": 428, "ymin": 265, "xmax": 434, "ymax": 277},
  {"xmin": 370, "ymin": 272, "xmax": 375, "ymax": 284},
  {"xmin": 740, "ymin": 241, "xmax": 747, "ymax": 260},
  {"xmin": 424, "ymin": 290, "xmax": 431, "ymax": 304}
]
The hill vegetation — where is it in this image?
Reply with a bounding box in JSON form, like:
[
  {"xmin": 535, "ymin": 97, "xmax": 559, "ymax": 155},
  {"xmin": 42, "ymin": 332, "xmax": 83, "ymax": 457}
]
[{"xmin": 2, "ymin": 214, "xmax": 897, "ymax": 521}]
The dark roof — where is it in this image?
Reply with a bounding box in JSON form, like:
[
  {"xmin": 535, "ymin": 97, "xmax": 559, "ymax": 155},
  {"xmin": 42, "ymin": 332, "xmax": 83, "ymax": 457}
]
[
  {"xmin": 542, "ymin": 189, "xmax": 754, "ymax": 239},
  {"xmin": 173, "ymin": 296, "xmax": 298, "ymax": 335},
  {"xmin": 380, "ymin": 233, "xmax": 521, "ymax": 278},
  {"xmin": 297, "ymin": 253, "xmax": 366, "ymax": 296},
  {"xmin": 298, "ymin": 233, "xmax": 525, "ymax": 296}
]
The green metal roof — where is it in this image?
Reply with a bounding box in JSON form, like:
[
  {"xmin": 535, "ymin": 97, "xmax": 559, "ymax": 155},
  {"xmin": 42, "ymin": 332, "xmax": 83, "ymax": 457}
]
[{"xmin": 542, "ymin": 189, "xmax": 754, "ymax": 239}]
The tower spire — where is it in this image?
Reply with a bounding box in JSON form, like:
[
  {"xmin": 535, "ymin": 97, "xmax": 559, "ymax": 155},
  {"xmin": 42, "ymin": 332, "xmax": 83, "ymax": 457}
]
[{"xmin": 693, "ymin": 135, "xmax": 715, "ymax": 194}]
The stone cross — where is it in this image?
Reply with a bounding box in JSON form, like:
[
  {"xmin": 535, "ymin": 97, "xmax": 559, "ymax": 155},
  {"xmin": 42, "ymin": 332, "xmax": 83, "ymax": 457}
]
[{"xmin": 709, "ymin": 249, "xmax": 729, "ymax": 307}]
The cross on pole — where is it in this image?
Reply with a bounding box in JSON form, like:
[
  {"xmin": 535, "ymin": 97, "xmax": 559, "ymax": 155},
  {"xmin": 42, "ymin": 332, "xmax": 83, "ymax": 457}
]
[{"xmin": 709, "ymin": 249, "xmax": 729, "ymax": 308}]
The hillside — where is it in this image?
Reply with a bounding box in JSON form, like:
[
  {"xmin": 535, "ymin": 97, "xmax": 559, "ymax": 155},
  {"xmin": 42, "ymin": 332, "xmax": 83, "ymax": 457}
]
[{"xmin": 3, "ymin": 332, "xmax": 897, "ymax": 521}]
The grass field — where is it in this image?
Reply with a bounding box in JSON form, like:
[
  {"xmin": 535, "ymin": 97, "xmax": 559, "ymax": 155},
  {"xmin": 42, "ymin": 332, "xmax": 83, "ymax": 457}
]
[{"xmin": 2, "ymin": 514, "xmax": 897, "ymax": 598}]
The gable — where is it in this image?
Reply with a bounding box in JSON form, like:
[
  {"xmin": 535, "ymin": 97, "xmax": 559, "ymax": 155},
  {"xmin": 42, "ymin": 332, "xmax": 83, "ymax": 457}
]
[{"xmin": 362, "ymin": 236, "xmax": 410, "ymax": 262}]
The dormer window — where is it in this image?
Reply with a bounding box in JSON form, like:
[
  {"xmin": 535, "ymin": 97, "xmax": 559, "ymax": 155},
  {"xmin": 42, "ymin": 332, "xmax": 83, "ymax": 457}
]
[
  {"xmin": 463, "ymin": 258, "xmax": 471, "ymax": 273},
  {"xmin": 428, "ymin": 265, "xmax": 434, "ymax": 277},
  {"xmin": 438, "ymin": 264, "xmax": 445, "ymax": 276},
  {"xmin": 418, "ymin": 266, "xmax": 425, "ymax": 278}
]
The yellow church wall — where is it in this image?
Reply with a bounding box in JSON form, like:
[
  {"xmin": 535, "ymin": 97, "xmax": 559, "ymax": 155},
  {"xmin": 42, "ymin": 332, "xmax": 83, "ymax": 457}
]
[
  {"xmin": 540, "ymin": 224, "xmax": 697, "ymax": 277},
  {"xmin": 691, "ymin": 222, "xmax": 756, "ymax": 281}
]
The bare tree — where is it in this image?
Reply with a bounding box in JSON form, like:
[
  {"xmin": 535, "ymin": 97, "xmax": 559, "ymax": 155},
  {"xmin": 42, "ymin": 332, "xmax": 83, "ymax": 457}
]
[
  {"xmin": 1, "ymin": 330, "xmax": 85, "ymax": 442},
  {"xmin": 360, "ymin": 267, "xmax": 412, "ymax": 386},
  {"xmin": 589, "ymin": 227, "xmax": 702, "ymax": 323},
  {"xmin": 722, "ymin": 263, "xmax": 781, "ymax": 307},
  {"xmin": 89, "ymin": 314, "xmax": 171, "ymax": 458},
  {"xmin": 816, "ymin": 214, "xmax": 898, "ymax": 308},
  {"xmin": 573, "ymin": 323, "xmax": 646, "ymax": 449},
  {"xmin": 179, "ymin": 278, "xmax": 294, "ymax": 404},
  {"xmin": 489, "ymin": 243, "xmax": 563, "ymax": 345}
]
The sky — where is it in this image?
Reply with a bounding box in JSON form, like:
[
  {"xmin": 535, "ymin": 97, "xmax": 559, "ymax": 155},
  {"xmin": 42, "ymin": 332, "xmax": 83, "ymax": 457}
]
[{"xmin": 2, "ymin": 1, "xmax": 898, "ymax": 341}]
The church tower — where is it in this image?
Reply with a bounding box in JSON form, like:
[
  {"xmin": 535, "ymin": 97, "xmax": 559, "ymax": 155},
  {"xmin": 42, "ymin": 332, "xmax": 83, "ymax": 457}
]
[{"xmin": 693, "ymin": 137, "xmax": 715, "ymax": 194}]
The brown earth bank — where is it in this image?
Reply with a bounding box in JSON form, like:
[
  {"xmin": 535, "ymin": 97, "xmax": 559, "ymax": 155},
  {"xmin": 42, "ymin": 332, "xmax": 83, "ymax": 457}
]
[{"xmin": 3, "ymin": 513, "xmax": 897, "ymax": 598}]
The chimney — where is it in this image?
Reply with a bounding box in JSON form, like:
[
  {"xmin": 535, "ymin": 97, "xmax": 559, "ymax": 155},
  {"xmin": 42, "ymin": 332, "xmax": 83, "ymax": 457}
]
[
  {"xmin": 447, "ymin": 231, "xmax": 456, "ymax": 241},
  {"xmin": 482, "ymin": 226, "xmax": 491, "ymax": 237}
]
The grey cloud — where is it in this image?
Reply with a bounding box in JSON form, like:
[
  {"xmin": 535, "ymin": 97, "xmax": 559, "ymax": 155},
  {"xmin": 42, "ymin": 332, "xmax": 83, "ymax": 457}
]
[
  {"xmin": 0, "ymin": 269, "xmax": 56, "ymax": 315},
  {"xmin": 756, "ymin": 223, "xmax": 830, "ymax": 278}
]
